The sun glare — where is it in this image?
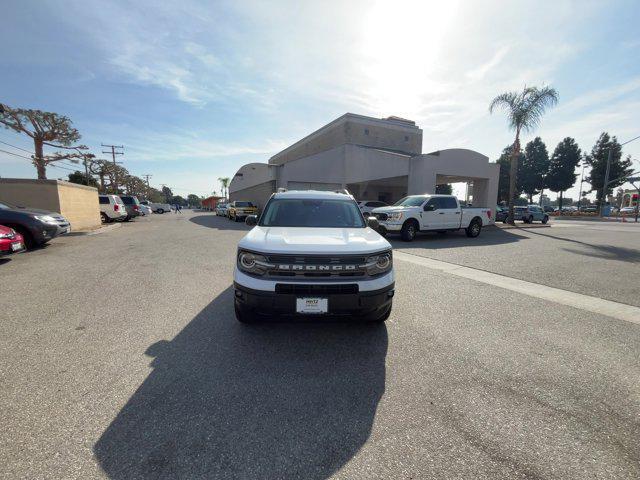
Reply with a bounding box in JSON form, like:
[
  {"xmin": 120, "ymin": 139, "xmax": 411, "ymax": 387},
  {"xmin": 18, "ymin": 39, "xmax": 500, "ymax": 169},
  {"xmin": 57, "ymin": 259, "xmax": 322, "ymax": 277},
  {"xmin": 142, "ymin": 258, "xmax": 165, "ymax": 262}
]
[{"xmin": 359, "ymin": 0, "xmax": 459, "ymax": 116}]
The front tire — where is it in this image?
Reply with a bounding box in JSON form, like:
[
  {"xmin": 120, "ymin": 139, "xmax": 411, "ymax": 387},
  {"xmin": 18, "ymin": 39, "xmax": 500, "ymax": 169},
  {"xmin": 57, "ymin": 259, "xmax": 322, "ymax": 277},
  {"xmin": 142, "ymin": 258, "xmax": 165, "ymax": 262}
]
[
  {"xmin": 157, "ymin": 208, "xmax": 165, "ymax": 214},
  {"xmin": 400, "ymin": 220, "xmax": 418, "ymax": 242},
  {"xmin": 465, "ymin": 218, "xmax": 482, "ymax": 237}
]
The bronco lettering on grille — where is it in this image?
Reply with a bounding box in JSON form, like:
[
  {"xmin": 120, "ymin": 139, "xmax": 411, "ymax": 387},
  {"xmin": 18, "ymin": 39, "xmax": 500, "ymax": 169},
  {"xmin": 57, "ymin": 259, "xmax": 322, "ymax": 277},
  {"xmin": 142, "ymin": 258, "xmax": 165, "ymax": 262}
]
[{"xmin": 277, "ymin": 264, "xmax": 357, "ymax": 271}]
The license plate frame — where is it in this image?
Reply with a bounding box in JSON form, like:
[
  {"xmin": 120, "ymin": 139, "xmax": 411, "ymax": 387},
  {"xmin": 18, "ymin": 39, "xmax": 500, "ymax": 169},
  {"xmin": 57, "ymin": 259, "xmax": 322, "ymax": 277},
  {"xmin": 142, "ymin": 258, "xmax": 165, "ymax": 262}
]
[
  {"xmin": 296, "ymin": 297, "xmax": 328, "ymax": 314},
  {"xmin": 11, "ymin": 242, "xmax": 23, "ymax": 252}
]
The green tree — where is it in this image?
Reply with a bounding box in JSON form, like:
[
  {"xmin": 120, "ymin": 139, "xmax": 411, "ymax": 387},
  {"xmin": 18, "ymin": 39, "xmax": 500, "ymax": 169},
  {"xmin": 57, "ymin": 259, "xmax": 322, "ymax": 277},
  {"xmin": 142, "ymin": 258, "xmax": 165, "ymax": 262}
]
[
  {"xmin": 546, "ymin": 137, "xmax": 581, "ymax": 210},
  {"xmin": 519, "ymin": 137, "xmax": 550, "ymax": 203},
  {"xmin": 435, "ymin": 184, "xmax": 452, "ymax": 194},
  {"xmin": 68, "ymin": 170, "xmax": 98, "ymax": 187},
  {"xmin": 162, "ymin": 186, "xmax": 173, "ymax": 203},
  {"xmin": 0, "ymin": 103, "xmax": 87, "ymax": 179},
  {"xmin": 218, "ymin": 177, "xmax": 230, "ymax": 200},
  {"xmin": 171, "ymin": 195, "xmax": 187, "ymax": 206},
  {"xmin": 187, "ymin": 194, "xmax": 201, "ymax": 207},
  {"xmin": 584, "ymin": 133, "xmax": 633, "ymax": 206},
  {"xmin": 489, "ymin": 86, "xmax": 559, "ymax": 223}
]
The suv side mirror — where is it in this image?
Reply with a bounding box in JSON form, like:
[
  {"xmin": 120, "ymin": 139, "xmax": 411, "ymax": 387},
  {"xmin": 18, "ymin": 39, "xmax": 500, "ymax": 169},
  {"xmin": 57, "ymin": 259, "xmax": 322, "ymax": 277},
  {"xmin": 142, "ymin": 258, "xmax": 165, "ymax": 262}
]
[
  {"xmin": 424, "ymin": 204, "xmax": 435, "ymax": 212},
  {"xmin": 245, "ymin": 215, "xmax": 258, "ymax": 226},
  {"xmin": 367, "ymin": 216, "xmax": 380, "ymax": 230}
]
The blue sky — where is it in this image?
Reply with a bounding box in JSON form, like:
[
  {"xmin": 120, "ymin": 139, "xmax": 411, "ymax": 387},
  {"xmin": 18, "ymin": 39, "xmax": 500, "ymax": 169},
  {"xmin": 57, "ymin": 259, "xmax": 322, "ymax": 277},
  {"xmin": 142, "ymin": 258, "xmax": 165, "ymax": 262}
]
[{"xmin": 1, "ymin": 0, "xmax": 639, "ymax": 200}]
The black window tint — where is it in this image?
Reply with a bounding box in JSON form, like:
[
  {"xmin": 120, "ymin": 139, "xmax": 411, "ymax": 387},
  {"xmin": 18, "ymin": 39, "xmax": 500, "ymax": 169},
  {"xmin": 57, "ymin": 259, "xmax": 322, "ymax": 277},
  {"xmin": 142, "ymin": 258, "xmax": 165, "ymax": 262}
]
[
  {"xmin": 425, "ymin": 198, "xmax": 439, "ymax": 210},
  {"xmin": 99, "ymin": 197, "xmax": 109, "ymax": 205},
  {"xmin": 442, "ymin": 197, "xmax": 458, "ymax": 209},
  {"xmin": 121, "ymin": 197, "xmax": 133, "ymax": 205}
]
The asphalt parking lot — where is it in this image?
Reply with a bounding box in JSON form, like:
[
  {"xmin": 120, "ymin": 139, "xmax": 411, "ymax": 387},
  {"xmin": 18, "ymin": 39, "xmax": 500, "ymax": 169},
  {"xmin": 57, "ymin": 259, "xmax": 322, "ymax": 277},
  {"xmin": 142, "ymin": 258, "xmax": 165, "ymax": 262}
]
[{"xmin": 1, "ymin": 212, "xmax": 639, "ymax": 479}]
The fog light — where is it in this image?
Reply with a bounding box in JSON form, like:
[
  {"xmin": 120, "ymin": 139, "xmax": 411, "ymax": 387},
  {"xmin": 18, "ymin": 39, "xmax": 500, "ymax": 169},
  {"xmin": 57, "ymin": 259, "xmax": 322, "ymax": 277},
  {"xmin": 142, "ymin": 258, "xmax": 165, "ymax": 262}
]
[{"xmin": 235, "ymin": 290, "xmax": 243, "ymax": 298}]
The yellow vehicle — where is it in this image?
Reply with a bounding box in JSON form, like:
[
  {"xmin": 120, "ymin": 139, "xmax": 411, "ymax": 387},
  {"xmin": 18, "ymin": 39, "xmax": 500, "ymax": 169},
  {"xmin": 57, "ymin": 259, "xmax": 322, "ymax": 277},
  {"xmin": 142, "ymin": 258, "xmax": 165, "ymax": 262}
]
[{"xmin": 228, "ymin": 201, "xmax": 258, "ymax": 222}]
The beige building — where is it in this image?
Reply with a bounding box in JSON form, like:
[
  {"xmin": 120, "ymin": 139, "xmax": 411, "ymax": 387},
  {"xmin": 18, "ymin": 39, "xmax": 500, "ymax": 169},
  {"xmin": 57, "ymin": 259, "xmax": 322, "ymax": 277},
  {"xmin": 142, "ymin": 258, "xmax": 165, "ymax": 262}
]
[
  {"xmin": 0, "ymin": 178, "xmax": 101, "ymax": 230},
  {"xmin": 230, "ymin": 113, "xmax": 499, "ymax": 210}
]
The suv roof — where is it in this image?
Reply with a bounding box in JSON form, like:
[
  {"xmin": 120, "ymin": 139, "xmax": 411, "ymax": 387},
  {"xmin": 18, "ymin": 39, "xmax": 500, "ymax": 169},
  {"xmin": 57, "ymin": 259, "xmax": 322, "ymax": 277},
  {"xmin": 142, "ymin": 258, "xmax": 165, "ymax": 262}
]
[{"xmin": 273, "ymin": 190, "xmax": 352, "ymax": 200}]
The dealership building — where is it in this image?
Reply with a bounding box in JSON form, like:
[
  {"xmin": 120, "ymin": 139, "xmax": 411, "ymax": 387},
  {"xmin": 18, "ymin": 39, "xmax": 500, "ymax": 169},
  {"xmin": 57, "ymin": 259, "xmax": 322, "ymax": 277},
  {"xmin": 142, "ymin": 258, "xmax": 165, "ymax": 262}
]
[{"xmin": 229, "ymin": 113, "xmax": 499, "ymax": 210}]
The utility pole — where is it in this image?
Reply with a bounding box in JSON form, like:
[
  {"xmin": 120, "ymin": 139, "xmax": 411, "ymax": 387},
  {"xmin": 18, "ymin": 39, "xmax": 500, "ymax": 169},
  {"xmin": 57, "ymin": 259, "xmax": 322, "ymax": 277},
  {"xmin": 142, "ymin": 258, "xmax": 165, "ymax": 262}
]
[
  {"xmin": 142, "ymin": 174, "xmax": 152, "ymax": 199},
  {"xmin": 101, "ymin": 143, "xmax": 124, "ymax": 193}
]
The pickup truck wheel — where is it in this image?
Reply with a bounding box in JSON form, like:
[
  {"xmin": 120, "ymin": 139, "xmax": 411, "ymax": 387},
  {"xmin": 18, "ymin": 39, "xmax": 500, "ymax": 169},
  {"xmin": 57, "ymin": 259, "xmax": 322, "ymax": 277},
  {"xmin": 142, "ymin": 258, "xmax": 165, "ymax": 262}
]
[
  {"xmin": 542, "ymin": 215, "xmax": 549, "ymax": 224},
  {"xmin": 465, "ymin": 219, "xmax": 482, "ymax": 237},
  {"xmin": 157, "ymin": 208, "xmax": 165, "ymax": 214},
  {"xmin": 400, "ymin": 220, "xmax": 418, "ymax": 241},
  {"xmin": 526, "ymin": 215, "xmax": 533, "ymax": 224},
  {"xmin": 234, "ymin": 302, "xmax": 256, "ymax": 324}
]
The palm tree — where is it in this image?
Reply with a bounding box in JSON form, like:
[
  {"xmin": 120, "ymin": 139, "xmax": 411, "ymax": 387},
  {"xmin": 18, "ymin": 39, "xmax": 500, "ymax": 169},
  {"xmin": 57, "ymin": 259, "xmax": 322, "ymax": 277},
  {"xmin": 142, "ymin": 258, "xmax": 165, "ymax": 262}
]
[
  {"xmin": 489, "ymin": 86, "xmax": 559, "ymax": 224},
  {"xmin": 218, "ymin": 177, "xmax": 230, "ymax": 200}
]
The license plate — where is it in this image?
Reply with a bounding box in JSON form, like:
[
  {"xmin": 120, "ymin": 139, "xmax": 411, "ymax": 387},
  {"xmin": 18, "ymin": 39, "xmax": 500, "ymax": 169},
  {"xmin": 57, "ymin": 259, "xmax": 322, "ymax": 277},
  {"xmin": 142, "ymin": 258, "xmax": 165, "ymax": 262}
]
[
  {"xmin": 296, "ymin": 298, "xmax": 328, "ymax": 314},
  {"xmin": 11, "ymin": 242, "xmax": 23, "ymax": 252}
]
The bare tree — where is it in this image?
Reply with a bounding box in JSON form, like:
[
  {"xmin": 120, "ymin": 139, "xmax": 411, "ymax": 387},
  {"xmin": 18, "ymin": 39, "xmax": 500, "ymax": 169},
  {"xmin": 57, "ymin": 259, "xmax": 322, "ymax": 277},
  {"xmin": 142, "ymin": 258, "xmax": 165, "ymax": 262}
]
[
  {"xmin": 489, "ymin": 86, "xmax": 559, "ymax": 223},
  {"xmin": 0, "ymin": 103, "xmax": 88, "ymax": 179}
]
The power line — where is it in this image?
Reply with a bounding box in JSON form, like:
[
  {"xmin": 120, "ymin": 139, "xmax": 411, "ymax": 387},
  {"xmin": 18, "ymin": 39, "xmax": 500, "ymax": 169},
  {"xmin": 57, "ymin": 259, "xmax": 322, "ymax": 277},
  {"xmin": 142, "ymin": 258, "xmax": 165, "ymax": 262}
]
[
  {"xmin": 0, "ymin": 139, "xmax": 33, "ymax": 154},
  {"xmin": 0, "ymin": 148, "xmax": 31, "ymax": 160}
]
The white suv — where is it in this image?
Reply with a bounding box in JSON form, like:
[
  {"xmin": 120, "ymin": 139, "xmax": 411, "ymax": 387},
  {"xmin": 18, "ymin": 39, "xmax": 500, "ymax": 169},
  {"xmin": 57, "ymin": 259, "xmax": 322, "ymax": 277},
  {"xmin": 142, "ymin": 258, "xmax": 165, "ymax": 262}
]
[
  {"xmin": 233, "ymin": 190, "xmax": 394, "ymax": 323},
  {"xmin": 98, "ymin": 195, "xmax": 127, "ymax": 222}
]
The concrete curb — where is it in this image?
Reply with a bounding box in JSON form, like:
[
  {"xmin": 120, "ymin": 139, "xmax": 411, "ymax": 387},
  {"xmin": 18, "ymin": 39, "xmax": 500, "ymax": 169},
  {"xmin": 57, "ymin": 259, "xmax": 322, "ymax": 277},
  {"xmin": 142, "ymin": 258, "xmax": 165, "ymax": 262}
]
[{"xmin": 70, "ymin": 223, "xmax": 122, "ymax": 236}]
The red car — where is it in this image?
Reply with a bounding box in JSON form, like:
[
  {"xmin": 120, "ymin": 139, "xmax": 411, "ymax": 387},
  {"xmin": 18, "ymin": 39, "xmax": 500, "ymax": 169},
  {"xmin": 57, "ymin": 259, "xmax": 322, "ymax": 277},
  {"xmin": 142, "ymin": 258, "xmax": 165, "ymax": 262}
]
[{"xmin": 0, "ymin": 225, "xmax": 25, "ymax": 256}]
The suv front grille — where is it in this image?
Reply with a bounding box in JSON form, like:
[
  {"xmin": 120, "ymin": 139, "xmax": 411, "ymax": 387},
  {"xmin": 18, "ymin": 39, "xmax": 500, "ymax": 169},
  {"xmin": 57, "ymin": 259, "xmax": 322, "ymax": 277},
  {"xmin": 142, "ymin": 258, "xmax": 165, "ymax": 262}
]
[
  {"xmin": 374, "ymin": 212, "xmax": 388, "ymax": 221},
  {"xmin": 265, "ymin": 254, "xmax": 368, "ymax": 279}
]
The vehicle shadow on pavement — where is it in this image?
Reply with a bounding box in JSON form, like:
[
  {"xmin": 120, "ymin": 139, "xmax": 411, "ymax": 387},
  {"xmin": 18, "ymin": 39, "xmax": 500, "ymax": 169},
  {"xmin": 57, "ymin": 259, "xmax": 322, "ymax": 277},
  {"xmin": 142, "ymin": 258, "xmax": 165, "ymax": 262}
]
[
  {"xmin": 190, "ymin": 214, "xmax": 251, "ymax": 231},
  {"xmin": 389, "ymin": 226, "xmax": 523, "ymax": 250},
  {"xmin": 524, "ymin": 229, "xmax": 640, "ymax": 263},
  {"xmin": 94, "ymin": 286, "xmax": 388, "ymax": 479}
]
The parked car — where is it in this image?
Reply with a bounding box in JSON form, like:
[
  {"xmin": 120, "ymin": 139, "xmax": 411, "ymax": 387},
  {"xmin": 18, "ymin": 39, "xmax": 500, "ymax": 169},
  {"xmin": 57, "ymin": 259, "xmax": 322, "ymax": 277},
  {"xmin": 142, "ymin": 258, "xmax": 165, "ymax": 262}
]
[
  {"xmin": 0, "ymin": 201, "xmax": 69, "ymax": 249},
  {"xmin": 0, "ymin": 225, "xmax": 25, "ymax": 256},
  {"xmin": 139, "ymin": 204, "xmax": 152, "ymax": 216},
  {"xmin": 235, "ymin": 190, "xmax": 393, "ymax": 323},
  {"xmin": 372, "ymin": 194, "xmax": 492, "ymax": 241},
  {"xmin": 228, "ymin": 201, "xmax": 258, "ymax": 222},
  {"xmin": 147, "ymin": 202, "xmax": 173, "ymax": 214},
  {"xmin": 495, "ymin": 206, "xmax": 509, "ymax": 223},
  {"xmin": 513, "ymin": 205, "xmax": 549, "ymax": 224},
  {"xmin": 119, "ymin": 195, "xmax": 142, "ymax": 220},
  {"xmin": 99, "ymin": 195, "xmax": 128, "ymax": 223},
  {"xmin": 620, "ymin": 206, "xmax": 638, "ymax": 214},
  {"xmin": 215, "ymin": 203, "xmax": 229, "ymax": 216},
  {"xmin": 357, "ymin": 200, "xmax": 388, "ymax": 216}
]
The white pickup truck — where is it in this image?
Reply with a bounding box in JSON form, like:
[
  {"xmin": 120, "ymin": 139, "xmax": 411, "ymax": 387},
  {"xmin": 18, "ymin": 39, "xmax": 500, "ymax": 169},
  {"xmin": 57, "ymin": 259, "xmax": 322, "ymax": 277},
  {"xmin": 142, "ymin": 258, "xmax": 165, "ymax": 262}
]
[{"xmin": 371, "ymin": 194, "xmax": 493, "ymax": 241}]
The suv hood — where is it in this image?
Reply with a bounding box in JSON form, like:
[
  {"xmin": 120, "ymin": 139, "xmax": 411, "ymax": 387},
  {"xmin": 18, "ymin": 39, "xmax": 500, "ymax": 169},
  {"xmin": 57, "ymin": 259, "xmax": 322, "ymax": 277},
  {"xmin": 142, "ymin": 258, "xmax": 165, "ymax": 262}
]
[{"xmin": 239, "ymin": 226, "xmax": 391, "ymax": 255}]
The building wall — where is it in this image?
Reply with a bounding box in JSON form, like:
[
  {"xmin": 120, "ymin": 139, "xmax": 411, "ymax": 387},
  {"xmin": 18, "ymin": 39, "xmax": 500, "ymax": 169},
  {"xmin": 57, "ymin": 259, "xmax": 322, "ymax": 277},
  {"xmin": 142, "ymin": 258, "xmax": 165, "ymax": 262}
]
[
  {"xmin": 344, "ymin": 144, "xmax": 410, "ymax": 183},
  {"xmin": 0, "ymin": 179, "xmax": 101, "ymax": 230},
  {"xmin": 268, "ymin": 114, "xmax": 422, "ymax": 166},
  {"xmin": 276, "ymin": 146, "xmax": 347, "ymax": 189},
  {"xmin": 229, "ymin": 163, "xmax": 277, "ymax": 194},
  {"xmin": 229, "ymin": 180, "xmax": 276, "ymax": 211},
  {"xmin": 57, "ymin": 181, "xmax": 101, "ymax": 230}
]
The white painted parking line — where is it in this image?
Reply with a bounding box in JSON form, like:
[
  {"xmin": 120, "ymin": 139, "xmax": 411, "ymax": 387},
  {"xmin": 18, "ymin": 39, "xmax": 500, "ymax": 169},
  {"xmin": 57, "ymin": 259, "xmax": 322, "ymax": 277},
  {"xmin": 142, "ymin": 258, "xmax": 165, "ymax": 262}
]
[{"xmin": 394, "ymin": 251, "xmax": 640, "ymax": 325}]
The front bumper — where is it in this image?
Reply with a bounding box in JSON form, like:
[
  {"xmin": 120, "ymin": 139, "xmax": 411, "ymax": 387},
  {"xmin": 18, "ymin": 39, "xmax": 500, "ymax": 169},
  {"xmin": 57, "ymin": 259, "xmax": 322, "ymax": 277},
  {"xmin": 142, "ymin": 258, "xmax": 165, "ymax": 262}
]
[
  {"xmin": 378, "ymin": 221, "xmax": 403, "ymax": 234},
  {"xmin": 234, "ymin": 281, "xmax": 394, "ymax": 319}
]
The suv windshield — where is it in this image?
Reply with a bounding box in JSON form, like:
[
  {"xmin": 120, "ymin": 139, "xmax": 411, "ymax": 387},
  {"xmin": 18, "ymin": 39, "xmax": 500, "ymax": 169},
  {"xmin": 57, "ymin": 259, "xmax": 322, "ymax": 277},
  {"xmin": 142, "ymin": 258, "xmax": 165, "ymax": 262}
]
[
  {"xmin": 260, "ymin": 198, "xmax": 365, "ymax": 228},
  {"xmin": 394, "ymin": 196, "xmax": 428, "ymax": 207}
]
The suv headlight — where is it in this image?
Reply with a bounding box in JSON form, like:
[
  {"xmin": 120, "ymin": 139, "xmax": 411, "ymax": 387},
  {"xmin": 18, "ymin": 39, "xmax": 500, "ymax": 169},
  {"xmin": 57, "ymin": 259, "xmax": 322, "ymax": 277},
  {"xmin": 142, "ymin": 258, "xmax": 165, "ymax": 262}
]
[
  {"xmin": 237, "ymin": 250, "xmax": 274, "ymax": 276},
  {"xmin": 34, "ymin": 215, "xmax": 58, "ymax": 225},
  {"xmin": 388, "ymin": 212, "xmax": 403, "ymax": 221},
  {"xmin": 362, "ymin": 251, "xmax": 393, "ymax": 276}
]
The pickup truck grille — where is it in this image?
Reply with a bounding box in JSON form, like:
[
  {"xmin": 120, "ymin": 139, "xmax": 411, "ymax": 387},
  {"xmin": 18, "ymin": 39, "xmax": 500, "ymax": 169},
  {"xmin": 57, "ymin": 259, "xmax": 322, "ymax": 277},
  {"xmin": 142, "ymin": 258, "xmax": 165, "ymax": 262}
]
[
  {"xmin": 264, "ymin": 254, "xmax": 368, "ymax": 279},
  {"xmin": 373, "ymin": 212, "xmax": 388, "ymax": 221}
]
